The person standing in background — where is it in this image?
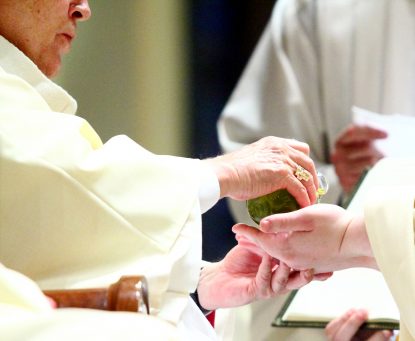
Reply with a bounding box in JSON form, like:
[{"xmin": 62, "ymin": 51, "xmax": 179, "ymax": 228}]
[{"xmin": 218, "ymin": 0, "xmax": 415, "ymax": 339}]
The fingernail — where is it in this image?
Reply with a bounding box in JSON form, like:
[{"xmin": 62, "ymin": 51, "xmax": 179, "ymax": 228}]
[
  {"xmin": 260, "ymin": 219, "xmax": 270, "ymax": 230},
  {"xmin": 231, "ymin": 225, "xmax": 239, "ymax": 233},
  {"xmin": 305, "ymin": 268, "xmax": 314, "ymax": 280}
]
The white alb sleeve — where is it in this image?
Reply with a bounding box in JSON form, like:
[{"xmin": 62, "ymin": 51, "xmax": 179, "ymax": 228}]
[{"xmin": 198, "ymin": 164, "xmax": 220, "ymax": 214}]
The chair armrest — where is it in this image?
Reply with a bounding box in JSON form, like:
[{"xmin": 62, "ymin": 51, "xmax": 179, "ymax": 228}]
[{"xmin": 43, "ymin": 275, "xmax": 149, "ymax": 314}]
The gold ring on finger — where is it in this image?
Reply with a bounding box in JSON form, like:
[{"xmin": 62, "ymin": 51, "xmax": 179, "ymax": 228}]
[{"xmin": 295, "ymin": 165, "xmax": 311, "ymax": 182}]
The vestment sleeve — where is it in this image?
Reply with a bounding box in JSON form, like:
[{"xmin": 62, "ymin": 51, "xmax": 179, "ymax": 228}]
[
  {"xmin": 0, "ymin": 70, "xmax": 206, "ymax": 323},
  {"xmin": 365, "ymin": 186, "xmax": 415, "ymax": 340}
]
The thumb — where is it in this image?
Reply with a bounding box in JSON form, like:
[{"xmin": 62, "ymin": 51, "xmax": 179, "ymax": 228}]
[
  {"xmin": 314, "ymin": 272, "xmax": 333, "ymax": 281},
  {"xmin": 259, "ymin": 210, "xmax": 313, "ymax": 233},
  {"xmin": 235, "ymin": 233, "xmax": 266, "ymax": 255},
  {"xmin": 232, "ymin": 223, "xmax": 263, "ymax": 245}
]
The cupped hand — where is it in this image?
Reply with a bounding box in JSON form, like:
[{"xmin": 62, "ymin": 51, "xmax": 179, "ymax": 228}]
[
  {"xmin": 205, "ymin": 136, "xmax": 318, "ymax": 208},
  {"xmin": 196, "ymin": 240, "xmax": 328, "ymax": 311},
  {"xmin": 331, "ymin": 124, "xmax": 387, "ymax": 193},
  {"xmin": 233, "ymin": 204, "xmax": 375, "ymax": 274}
]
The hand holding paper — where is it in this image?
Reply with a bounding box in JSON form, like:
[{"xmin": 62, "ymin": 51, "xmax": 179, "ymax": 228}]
[
  {"xmin": 353, "ymin": 107, "xmax": 415, "ymax": 159},
  {"xmin": 331, "ymin": 118, "xmax": 387, "ymax": 194},
  {"xmin": 325, "ymin": 309, "xmax": 393, "ymax": 341}
]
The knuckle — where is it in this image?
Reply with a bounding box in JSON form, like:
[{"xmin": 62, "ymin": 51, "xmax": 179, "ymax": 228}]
[
  {"xmin": 274, "ymin": 279, "xmax": 288, "ymax": 293},
  {"xmin": 301, "ymin": 142, "xmax": 310, "ymax": 154},
  {"xmin": 258, "ymin": 271, "xmax": 271, "ymax": 284}
]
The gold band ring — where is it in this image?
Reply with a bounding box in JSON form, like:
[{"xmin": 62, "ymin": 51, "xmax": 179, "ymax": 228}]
[{"xmin": 295, "ymin": 165, "xmax": 311, "ymax": 182}]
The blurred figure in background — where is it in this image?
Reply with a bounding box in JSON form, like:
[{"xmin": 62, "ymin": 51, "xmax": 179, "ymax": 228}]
[{"xmin": 218, "ymin": 0, "xmax": 415, "ymax": 339}]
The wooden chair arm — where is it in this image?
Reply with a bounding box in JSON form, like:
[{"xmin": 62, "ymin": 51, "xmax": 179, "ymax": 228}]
[{"xmin": 43, "ymin": 275, "xmax": 149, "ymax": 314}]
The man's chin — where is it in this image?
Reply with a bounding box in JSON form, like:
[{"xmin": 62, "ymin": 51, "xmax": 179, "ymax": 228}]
[{"xmin": 40, "ymin": 58, "xmax": 62, "ymax": 78}]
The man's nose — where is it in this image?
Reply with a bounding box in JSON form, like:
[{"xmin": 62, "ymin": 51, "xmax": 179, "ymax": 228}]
[{"xmin": 69, "ymin": 0, "xmax": 92, "ymax": 22}]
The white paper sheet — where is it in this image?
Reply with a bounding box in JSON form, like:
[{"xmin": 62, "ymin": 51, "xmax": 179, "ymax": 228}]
[
  {"xmin": 352, "ymin": 106, "xmax": 415, "ymax": 158},
  {"xmin": 282, "ymin": 267, "xmax": 400, "ymax": 323}
]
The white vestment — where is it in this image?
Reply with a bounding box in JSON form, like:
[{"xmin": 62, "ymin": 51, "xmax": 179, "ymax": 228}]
[
  {"xmin": 353, "ymin": 158, "xmax": 415, "ymax": 341},
  {"xmin": 217, "ymin": 0, "xmax": 415, "ymax": 339},
  {"xmin": 0, "ymin": 35, "xmax": 220, "ymax": 339}
]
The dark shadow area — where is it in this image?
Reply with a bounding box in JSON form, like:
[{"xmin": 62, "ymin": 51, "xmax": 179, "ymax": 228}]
[{"xmin": 189, "ymin": 1, "xmax": 276, "ymax": 261}]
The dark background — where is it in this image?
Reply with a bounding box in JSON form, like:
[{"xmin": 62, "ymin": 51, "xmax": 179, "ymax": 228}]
[{"xmin": 189, "ymin": 1, "xmax": 277, "ymax": 261}]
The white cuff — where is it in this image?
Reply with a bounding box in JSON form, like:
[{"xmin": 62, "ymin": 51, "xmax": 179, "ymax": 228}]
[{"xmin": 198, "ymin": 164, "xmax": 220, "ymax": 214}]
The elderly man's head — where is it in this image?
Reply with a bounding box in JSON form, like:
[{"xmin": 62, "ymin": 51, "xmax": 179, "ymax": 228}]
[{"xmin": 0, "ymin": 0, "xmax": 91, "ymax": 78}]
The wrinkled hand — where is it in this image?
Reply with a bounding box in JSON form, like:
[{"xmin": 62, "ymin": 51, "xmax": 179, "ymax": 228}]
[
  {"xmin": 196, "ymin": 240, "xmax": 330, "ymax": 310},
  {"xmin": 205, "ymin": 136, "xmax": 318, "ymax": 208},
  {"xmin": 331, "ymin": 124, "xmax": 387, "ymax": 193},
  {"xmin": 233, "ymin": 204, "xmax": 376, "ymax": 274},
  {"xmin": 326, "ymin": 309, "xmax": 393, "ymax": 341}
]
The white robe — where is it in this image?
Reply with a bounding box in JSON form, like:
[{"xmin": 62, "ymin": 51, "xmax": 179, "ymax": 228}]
[
  {"xmin": 357, "ymin": 158, "xmax": 415, "ymax": 341},
  {"xmin": 217, "ymin": 0, "xmax": 415, "ymax": 340},
  {"xmin": 0, "ymin": 36, "xmax": 219, "ymax": 339},
  {"xmin": 219, "ymin": 0, "xmax": 415, "ymax": 221}
]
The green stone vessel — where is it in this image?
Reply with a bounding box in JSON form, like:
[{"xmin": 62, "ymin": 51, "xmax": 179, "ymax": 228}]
[
  {"xmin": 247, "ymin": 171, "xmax": 328, "ymax": 224},
  {"xmin": 246, "ymin": 189, "xmax": 300, "ymax": 224}
]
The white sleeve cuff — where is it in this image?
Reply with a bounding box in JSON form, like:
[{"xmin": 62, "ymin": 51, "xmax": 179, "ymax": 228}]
[{"xmin": 198, "ymin": 164, "xmax": 220, "ymax": 214}]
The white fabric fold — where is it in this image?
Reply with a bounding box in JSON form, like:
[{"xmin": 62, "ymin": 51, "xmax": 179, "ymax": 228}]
[
  {"xmin": 0, "ymin": 33, "xmax": 215, "ymax": 331},
  {"xmin": 363, "ymin": 159, "xmax": 415, "ymax": 341}
]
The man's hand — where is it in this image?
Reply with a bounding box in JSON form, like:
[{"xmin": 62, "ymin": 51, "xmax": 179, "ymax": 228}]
[
  {"xmin": 325, "ymin": 309, "xmax": 393, "ymax": 341},
  {"xmin": 331, "ymin": 124, "xmax": 387, "ymax": 194},
  {"xmin": 232, "ymin": 204, "xmax": 376, "ymax": 274},
  {"xmin": 205, "ymin": 136, "xmax": 318, "ymax": 208},
  {"xmin": 196, "ymin": 240, "xmax": 331, "ymax": 311}
]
